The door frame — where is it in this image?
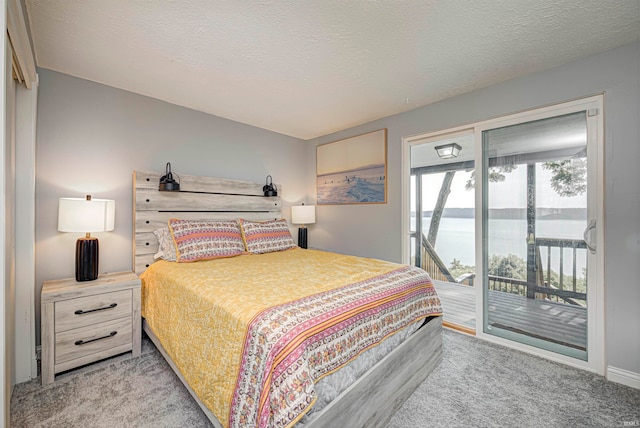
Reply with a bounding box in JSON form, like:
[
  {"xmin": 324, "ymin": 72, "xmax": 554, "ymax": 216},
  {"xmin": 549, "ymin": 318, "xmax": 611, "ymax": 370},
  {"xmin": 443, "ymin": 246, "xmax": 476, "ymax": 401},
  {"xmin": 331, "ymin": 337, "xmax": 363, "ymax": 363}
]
[{"xmin": 401, "ymin": 94, "xmax": 605, "ymax": 375}]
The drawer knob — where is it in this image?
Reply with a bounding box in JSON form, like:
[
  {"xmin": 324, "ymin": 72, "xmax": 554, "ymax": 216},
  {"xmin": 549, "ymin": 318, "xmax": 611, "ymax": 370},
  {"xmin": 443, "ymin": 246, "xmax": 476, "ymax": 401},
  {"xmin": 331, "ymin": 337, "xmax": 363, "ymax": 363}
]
[
  {"xmin": 74, "ymin": 303, "xmax": 117, "ymax": 315},
  {"xmin": 75, "ymin": 331, "xmax": 117, "ymax": 346}
]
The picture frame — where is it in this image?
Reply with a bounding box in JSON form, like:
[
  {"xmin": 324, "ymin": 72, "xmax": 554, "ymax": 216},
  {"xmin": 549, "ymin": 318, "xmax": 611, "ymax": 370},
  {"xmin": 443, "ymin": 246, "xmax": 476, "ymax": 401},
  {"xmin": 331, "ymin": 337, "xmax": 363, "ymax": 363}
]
[{"xmin": 316, "ymin": 128, "xmax": 387, "ymax": 205}]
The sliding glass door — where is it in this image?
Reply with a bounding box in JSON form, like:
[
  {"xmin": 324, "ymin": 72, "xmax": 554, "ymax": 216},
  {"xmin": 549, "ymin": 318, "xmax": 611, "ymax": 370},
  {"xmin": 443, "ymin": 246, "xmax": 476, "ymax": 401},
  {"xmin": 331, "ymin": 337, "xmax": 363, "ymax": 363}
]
[
  {"xmin": 403, "ymin": 95, "xmax": 604, "ymax": 371},
  {"xmin": 480, "ymin": 108, "xmax": 599, "ymax": 361}
]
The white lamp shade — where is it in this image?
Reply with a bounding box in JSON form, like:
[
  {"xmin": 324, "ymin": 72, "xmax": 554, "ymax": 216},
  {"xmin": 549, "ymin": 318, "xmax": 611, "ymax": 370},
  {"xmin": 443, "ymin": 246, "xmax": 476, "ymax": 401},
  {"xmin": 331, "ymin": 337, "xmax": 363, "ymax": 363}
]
[
  {"xmin": 291, "ymin": 205, "xmax": 316, "ymax": 225},
  {"xmin": 58, "ymin": 197, "xmax": 115, "ymax": 233}
]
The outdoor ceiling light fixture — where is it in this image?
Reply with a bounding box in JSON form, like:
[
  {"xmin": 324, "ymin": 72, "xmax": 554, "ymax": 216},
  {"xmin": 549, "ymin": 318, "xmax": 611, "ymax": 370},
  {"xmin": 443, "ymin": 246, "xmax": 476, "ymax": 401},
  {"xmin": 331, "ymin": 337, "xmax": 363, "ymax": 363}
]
[{"xmin": 434, "ymin": 143, "xmax": 462, "ymax": 159}]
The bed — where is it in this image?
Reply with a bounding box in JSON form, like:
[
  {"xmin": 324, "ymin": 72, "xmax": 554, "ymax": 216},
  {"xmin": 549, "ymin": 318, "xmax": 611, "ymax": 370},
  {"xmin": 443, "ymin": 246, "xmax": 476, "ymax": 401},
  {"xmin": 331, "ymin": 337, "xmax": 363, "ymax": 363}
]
[{"xmin": 133, "ymin": 170, "xmax": 443, "ymax": 428}]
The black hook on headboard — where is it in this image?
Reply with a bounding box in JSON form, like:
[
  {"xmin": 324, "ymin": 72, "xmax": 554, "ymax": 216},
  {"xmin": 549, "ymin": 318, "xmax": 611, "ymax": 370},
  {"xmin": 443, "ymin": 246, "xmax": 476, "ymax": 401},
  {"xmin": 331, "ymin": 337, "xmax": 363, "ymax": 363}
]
[
  {"xmin": 159, "ymin": 162, "xmax": 181, "ymax": 191},
  {"xmin": 263, "ymin": 175, "xmax": 277, "ymax": 197}
]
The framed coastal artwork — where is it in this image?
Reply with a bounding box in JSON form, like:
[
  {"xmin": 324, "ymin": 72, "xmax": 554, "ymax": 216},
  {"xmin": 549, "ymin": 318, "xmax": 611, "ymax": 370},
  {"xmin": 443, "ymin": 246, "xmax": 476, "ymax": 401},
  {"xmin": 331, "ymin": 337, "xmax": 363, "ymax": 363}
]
[{"xmin": 316, "ymin": 128, "xmax": 387, "ymax": 205}]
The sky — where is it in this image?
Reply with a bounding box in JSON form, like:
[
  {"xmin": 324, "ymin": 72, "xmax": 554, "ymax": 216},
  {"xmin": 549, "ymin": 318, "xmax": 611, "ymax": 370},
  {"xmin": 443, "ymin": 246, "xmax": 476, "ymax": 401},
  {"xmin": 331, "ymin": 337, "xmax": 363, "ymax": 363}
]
[{"xmin": 415, "ymin": 165, "xmax": 587, "ymax": 210}]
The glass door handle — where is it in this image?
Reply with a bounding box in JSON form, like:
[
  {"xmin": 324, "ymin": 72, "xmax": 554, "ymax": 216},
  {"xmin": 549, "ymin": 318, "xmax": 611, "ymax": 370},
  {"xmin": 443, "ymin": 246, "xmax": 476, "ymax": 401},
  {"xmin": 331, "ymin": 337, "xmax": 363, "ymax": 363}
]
[{"xmin": 583, "ymin": 220, "xmax": 597, "ymax": 254}]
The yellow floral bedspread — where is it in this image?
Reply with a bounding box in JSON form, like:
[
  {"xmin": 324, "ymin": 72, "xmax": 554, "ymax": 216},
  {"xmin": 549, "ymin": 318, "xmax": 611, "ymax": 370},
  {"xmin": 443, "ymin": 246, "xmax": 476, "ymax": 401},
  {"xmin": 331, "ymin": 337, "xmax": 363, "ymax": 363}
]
[{"xmin": 141, "ymin": 248, "xmax": 442, "ymax": 428}]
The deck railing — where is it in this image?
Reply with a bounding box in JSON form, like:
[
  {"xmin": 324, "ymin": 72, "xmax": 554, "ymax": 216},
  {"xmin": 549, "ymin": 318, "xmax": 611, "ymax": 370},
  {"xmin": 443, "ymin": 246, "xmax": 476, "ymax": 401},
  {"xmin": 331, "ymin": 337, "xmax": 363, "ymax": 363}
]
[
  {"xmin": 414, "ymin": 231, "xmax": 587, "ymax": 306},
  {"xmin": 411, "ymin": 231, "xmax": 456, "ymax": 283},
  {"xmin": 534, "ymin": 238, "xmax": 587, "ymax": 305},
  {"xmin": 487, "ymin": 275, "xmax": 529, "ymax": 296}
]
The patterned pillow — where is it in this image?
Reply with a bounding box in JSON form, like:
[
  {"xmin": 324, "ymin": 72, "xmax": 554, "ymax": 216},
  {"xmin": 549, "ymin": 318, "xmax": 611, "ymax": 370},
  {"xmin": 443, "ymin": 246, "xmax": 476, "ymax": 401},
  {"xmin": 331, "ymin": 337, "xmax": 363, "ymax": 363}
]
[
  {"xmin": 239, "ymin": 218, "xmax": 296, "ymax": 254},
  {"xmin": 168, "ymin": 219, "xmax": 245, "ymax": 262},
  {"xmin": 152, "ymin": 227, "xmax": 177, "ymax": 262}
]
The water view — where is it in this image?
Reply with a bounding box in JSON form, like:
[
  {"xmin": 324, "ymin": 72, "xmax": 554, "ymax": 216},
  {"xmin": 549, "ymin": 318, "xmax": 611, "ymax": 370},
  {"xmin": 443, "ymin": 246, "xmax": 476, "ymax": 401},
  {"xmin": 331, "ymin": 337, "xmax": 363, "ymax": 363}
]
[{"xmin": 413, "ymin": 216, "xmax": 587, "ymax": 278}]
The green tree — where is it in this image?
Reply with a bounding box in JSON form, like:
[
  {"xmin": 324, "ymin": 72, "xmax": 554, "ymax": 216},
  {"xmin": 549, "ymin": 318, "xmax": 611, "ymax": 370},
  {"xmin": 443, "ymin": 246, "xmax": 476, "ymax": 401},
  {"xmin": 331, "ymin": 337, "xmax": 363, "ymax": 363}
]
[
  {"xmin": 427, "ymin": 171, "xmax": 455, "ymax": 247},
  {"xmin": 488, "ymin": 254, "xmax": 527, "ymax": 280},
  {"xmin": 464, "ymin": 159, "xmax": 587, "ymax": 197},
  {"xmin": 448, "ymin": 258, "xmax": 475, "ymax": 279},
  {"xmin": 465, "ymin": 164, "xmax": 518, "ymax": 191},
  {"xmin": 541, "ymin": 159, "xmax": 587, "ymax": 197}
]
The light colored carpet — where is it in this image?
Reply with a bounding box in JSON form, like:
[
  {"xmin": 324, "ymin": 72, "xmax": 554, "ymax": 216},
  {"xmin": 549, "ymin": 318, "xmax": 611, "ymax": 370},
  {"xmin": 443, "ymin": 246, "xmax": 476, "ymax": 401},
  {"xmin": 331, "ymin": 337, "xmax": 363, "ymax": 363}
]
[
  {"xmin": 11, "ymin": 330, "xmax": 639, "ymax": 427},
  {"xmin": 387, "ymin": 330, "xmax": 639, "ymax": 428}
]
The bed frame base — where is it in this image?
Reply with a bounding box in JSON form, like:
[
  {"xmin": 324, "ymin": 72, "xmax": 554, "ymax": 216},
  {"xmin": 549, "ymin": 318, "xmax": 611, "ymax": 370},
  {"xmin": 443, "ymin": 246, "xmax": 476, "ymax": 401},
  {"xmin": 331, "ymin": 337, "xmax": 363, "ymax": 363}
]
[{"xmin": 144, "ymin": 317, "xmax": 442, "ymax": 428}]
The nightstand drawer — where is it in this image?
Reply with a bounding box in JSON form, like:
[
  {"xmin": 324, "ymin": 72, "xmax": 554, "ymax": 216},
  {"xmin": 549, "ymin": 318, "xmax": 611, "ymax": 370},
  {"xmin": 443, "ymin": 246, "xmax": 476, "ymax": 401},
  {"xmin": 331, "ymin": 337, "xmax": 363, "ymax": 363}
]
[
  {"xmin": 55, "ymin": 317, "xmax": 132, "ymax": 365},
  {"xmin": 55, "ymin": 289, "xmax": 132, "ymax": 332}
]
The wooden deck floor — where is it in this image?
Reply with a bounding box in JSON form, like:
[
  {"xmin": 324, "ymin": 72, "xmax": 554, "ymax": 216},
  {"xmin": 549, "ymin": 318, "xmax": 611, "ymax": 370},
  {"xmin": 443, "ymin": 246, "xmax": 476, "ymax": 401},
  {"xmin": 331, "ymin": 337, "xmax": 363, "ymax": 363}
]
[
  {"xmin": 433, "ymin": 280, "xmax": 587, "ymax": 350},
  {"xmin": 433, "ymin": 280, "xmax": 476, "ymax": 330}
]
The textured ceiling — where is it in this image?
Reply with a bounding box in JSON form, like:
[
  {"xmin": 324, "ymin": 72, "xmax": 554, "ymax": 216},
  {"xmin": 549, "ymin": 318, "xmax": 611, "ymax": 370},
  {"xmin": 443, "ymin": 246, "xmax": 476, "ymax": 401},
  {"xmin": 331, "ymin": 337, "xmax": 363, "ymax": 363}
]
[{"xmin": 25, "ymin": 0, "xmax": 639, "ymax": 140}]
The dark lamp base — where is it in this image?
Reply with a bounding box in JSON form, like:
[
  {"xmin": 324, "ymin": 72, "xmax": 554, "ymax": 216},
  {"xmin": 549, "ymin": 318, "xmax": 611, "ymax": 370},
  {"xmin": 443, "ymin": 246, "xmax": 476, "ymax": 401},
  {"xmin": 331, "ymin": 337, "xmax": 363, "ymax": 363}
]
[
  {"xmin": 76, "ymin": 237, "xmax": 99, "ymax": 282},
  {"xmin": 298, "ymin": 227, "xmax": 308, "ymax": 249}
]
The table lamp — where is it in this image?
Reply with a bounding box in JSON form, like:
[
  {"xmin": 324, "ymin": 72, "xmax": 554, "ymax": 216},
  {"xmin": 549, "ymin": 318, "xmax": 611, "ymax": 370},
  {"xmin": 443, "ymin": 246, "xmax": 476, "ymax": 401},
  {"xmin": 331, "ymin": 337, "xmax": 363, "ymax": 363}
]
[
  {"xmin": 291, "ymin": 204, "xmax": 316, "ymax": 249},
  {"xmin": 58, "ymin": 195, "xmax": 115, "ymax": 281}
]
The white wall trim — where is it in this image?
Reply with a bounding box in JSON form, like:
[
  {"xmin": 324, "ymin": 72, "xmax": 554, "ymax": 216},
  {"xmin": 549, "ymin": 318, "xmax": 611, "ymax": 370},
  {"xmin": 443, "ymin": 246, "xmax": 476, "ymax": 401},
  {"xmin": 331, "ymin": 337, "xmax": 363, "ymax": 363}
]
[
  {"xmin": 607, "ymin": 366, "xmax": 640, "ymax": 390},
  {"xmin": 6, "ymin": 0, "xmax": 36, "ymax": 88},
  {"xmin": 1, "ymin": 2, "xmax": 9, "ymax": 422},
  {"xmin": 14, "ymin": 74, "xmax": 38, "ymax": 382}
]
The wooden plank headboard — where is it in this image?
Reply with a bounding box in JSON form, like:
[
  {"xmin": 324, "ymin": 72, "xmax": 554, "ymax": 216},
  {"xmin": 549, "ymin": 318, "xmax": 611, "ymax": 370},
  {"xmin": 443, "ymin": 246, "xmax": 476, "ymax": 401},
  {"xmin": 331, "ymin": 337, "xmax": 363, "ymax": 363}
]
[{"xmin": 133, "ymin": 170, "xmax": 282, "ymax": 275}]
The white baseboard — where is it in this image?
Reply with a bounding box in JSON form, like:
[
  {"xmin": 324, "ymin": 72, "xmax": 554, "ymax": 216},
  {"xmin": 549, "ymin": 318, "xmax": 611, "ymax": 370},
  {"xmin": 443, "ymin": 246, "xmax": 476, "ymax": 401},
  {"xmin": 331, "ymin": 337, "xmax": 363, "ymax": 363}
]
[{"xmin": 607, "ymin": 366, "xmax": 640, "ymax": 389}]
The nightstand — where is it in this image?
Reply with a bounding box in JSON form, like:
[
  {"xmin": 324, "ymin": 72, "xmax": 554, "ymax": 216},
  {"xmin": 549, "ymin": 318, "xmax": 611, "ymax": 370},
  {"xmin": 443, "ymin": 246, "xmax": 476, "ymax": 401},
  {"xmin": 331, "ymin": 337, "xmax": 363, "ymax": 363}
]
[{"xmin": 41, "ymin": 271, "xmax": 141, "ymax": 385}]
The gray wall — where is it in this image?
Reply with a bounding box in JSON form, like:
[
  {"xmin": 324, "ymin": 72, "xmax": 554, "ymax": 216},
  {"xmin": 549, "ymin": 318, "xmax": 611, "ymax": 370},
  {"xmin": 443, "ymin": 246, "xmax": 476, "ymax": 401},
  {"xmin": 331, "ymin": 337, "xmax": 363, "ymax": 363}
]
[
  {"xmin": 307, "ymin": 42, "xmax": 640, "ymax": 375},
  {"xmin": 34, "ymin": 42, "xmax": 639, "ymax": 375},
  {"xmin": 34, "ymin": 70, "xmax": 307, "ymax": 341}
]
